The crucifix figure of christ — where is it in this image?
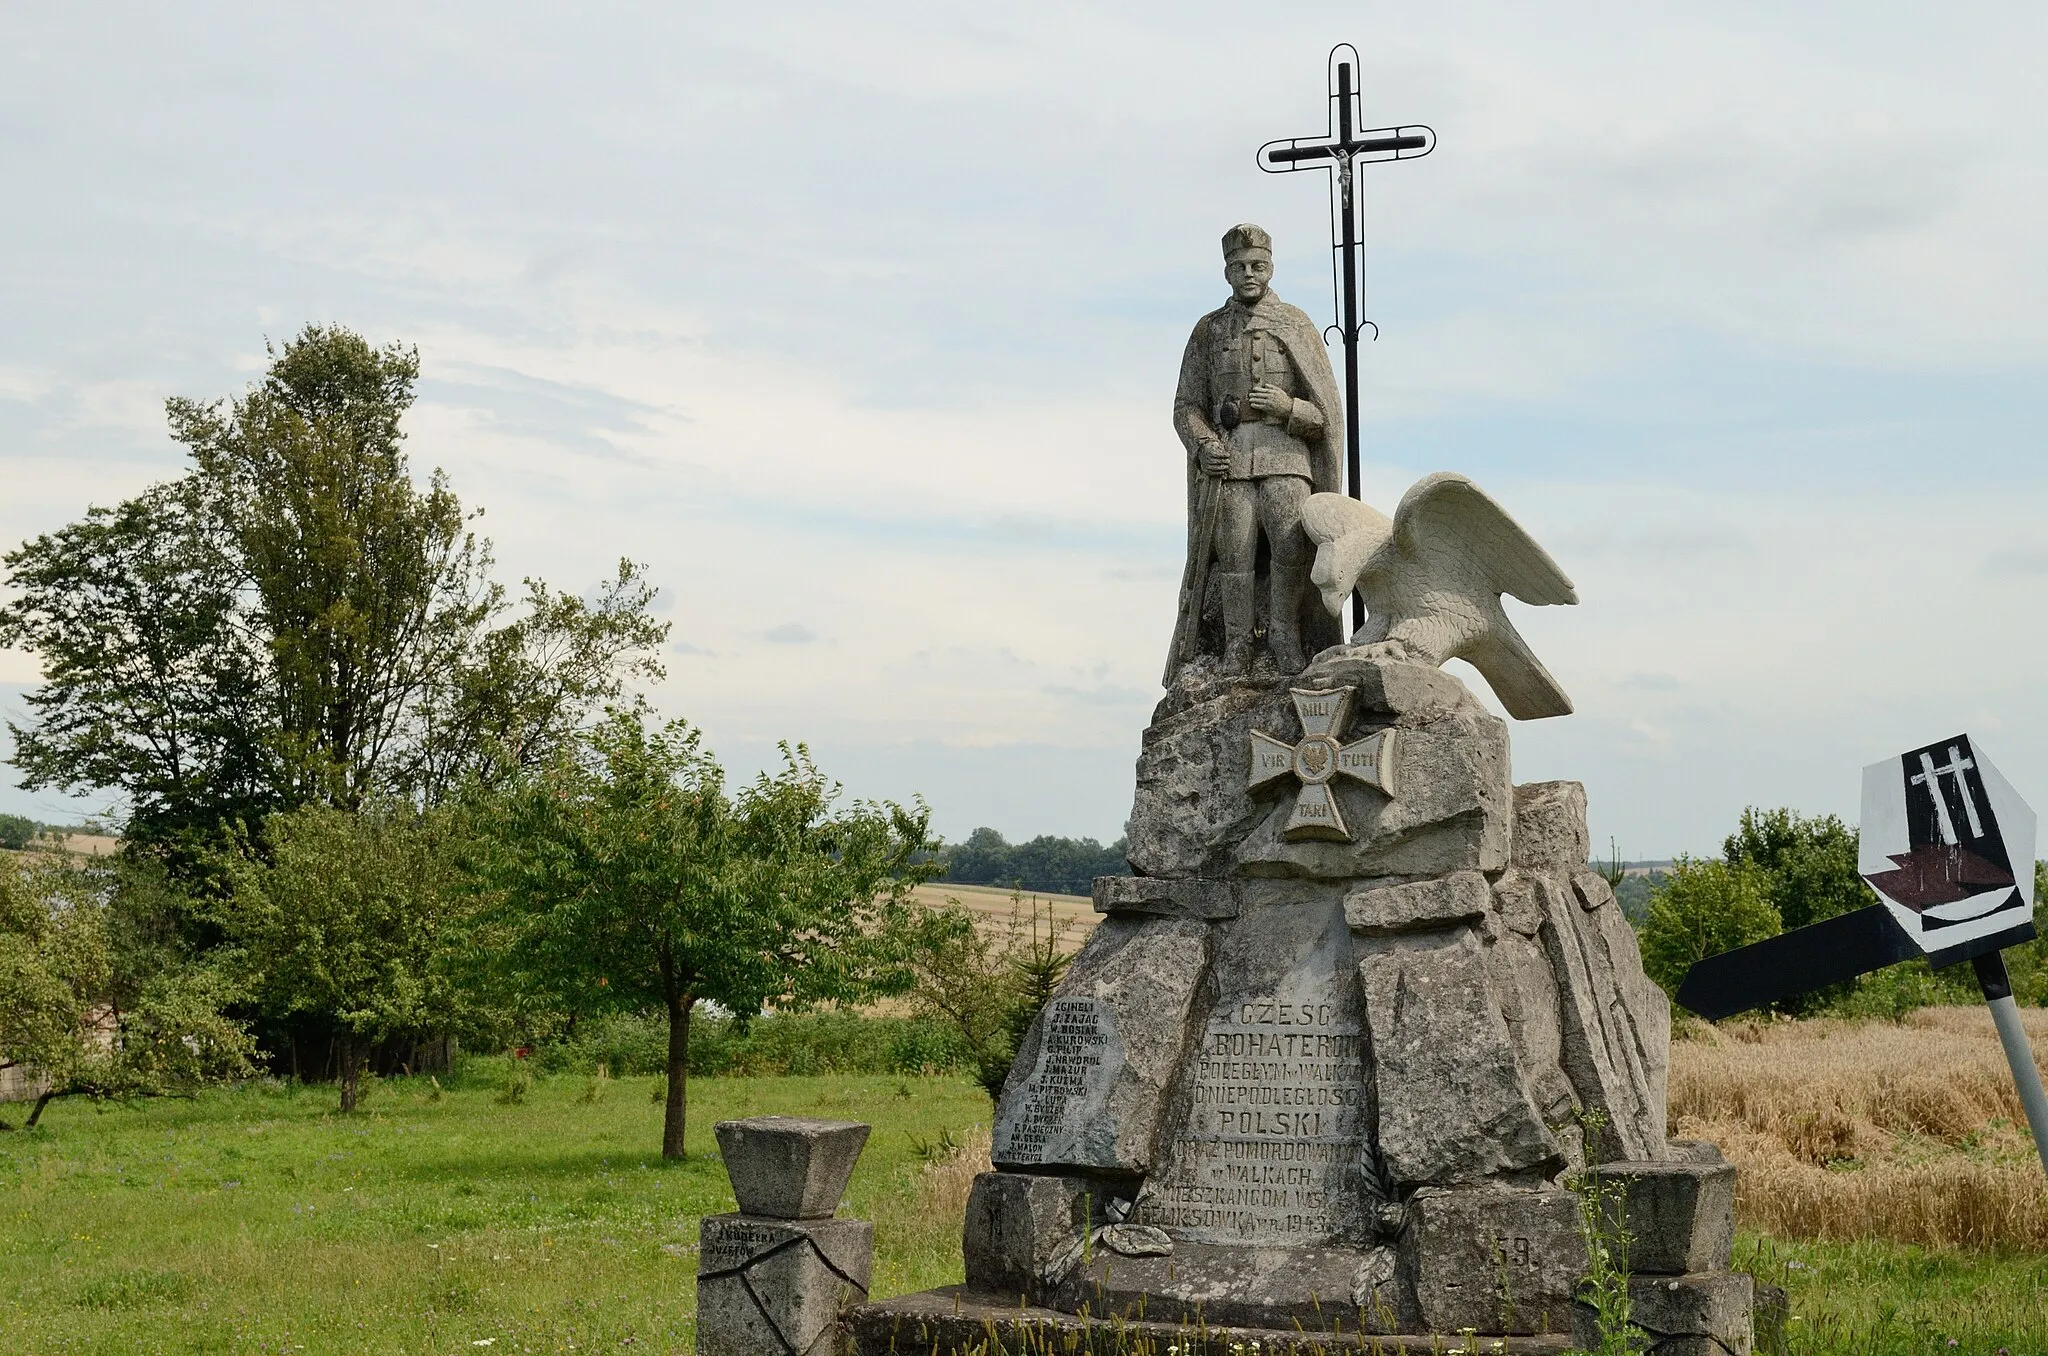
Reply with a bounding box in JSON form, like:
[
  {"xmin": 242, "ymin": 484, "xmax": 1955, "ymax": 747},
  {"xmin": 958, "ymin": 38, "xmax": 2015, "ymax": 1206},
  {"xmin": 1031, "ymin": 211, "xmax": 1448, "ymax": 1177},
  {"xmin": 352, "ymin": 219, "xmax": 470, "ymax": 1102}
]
[{"xmin": 1258, "ymin": 44, "xmax": 1435, "ymax": 634}]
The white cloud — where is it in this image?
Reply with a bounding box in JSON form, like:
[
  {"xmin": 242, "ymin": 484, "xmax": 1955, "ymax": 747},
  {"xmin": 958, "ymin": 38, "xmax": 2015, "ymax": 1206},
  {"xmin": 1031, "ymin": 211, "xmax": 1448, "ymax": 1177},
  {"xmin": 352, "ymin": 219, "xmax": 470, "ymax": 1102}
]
[{"xmin": 2, "ymin": 1, "xmax": 2046, "ymax": 851}]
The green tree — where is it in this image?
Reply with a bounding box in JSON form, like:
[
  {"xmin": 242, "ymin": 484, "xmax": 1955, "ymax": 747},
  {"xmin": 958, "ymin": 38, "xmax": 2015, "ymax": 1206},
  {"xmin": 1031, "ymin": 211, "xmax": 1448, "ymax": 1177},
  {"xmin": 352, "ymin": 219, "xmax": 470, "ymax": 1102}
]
[
  {"xmin": 0, "ymin": 853, "xmax": 252, "ymax": 1127},
  {"xmin": 0, "ymin": 326, "xmax": 667, "ymax": 866},
  {"xmin": 902, "ymin": 893, "xmax": 1076, "ymax": 1101},
  {"xmin": 467, "ymin": 709, "xmax": 937, "ymax": 1158},
  {"xmin": 1638, "ymin": 856, "xmax": 1783, "ymax": 997},
  {"xmin": 1723, "ymin": 807, "xmax": 1873, "ymax": 930},
  {"xmin": 0, "ymin": 814, "xmax": 39, "ymax": 850},
  {"xmin": 218, "ymin": 803, "xmax": 470, "ymax": 1111},
  {"xmin": 0, "ymin": 483, "xmax": 275, "ymax": 862},
  {"xmin": 941, "ymin": 827, "xmax": 1130, "ymax": 895}
]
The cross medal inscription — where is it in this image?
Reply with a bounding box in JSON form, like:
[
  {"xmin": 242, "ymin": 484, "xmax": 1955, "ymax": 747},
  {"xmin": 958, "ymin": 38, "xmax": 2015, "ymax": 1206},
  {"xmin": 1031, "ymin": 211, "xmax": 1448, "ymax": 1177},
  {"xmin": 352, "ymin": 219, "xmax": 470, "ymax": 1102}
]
[{"xmin": 1248, "ymin": 687, "xmax": 1397, "ymax": 842}]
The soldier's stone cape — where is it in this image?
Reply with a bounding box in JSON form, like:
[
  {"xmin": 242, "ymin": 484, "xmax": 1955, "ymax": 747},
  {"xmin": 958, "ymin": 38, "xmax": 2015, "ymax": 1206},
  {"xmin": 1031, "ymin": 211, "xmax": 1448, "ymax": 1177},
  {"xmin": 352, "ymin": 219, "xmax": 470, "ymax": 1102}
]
[{"xmin": 851, "ymin": 650, "xmax": 1767, "ymax": 1352}]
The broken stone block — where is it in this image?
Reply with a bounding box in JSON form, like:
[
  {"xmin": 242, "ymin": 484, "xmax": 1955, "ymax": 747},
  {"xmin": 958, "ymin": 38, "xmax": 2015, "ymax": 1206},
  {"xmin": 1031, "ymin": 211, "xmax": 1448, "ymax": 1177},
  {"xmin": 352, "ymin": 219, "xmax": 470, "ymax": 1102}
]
[
  {"xmin": 1357, "ymin": 926, "xmax": 1562, "ymax": 1186},
  {"xmin": 1592, "ymin": 1156, "xmax": 1738, "ymax": 1275},
  {"xmin": 960, "ymin": 1171, "xmax": 1094, "ymax": 1297},
  {"xmin": 1574, "ymin": 1270, "xmax": 1755, "ymax": 1356},
  {"xmin": 993, "ymin": 916, "xmax": 1210, "ymax": 1174},
  {"xmin": 1343, "ymin": 870, "xmax": 1492, "ymax": 936},
  {"xmin": 697, "ymin": 1214, "xmax": 873, "ymax": 1356},
  {"xmin": 1401, "ymin": 1185, "xmax": 1583, "ymax": 1334},
  {"xmin": 713, "ymin": 1116, "xmax": 871, "ymax": 1220}
]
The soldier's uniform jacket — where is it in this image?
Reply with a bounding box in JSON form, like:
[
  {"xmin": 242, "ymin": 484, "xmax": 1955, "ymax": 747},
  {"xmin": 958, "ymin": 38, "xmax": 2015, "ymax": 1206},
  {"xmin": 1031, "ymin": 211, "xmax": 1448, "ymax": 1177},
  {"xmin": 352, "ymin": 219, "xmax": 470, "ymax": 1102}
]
[{"xmin": 1173, "ymin": 291, "xmax": 1343, "ymax": 486}]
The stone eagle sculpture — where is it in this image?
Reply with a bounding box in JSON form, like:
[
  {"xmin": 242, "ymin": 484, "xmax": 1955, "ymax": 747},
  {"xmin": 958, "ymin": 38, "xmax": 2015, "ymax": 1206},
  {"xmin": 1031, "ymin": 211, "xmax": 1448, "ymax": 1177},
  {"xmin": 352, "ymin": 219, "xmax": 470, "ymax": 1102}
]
[{"xmin": 1301, "ymin": 472, "xmax": 1578, "ymax": 720}]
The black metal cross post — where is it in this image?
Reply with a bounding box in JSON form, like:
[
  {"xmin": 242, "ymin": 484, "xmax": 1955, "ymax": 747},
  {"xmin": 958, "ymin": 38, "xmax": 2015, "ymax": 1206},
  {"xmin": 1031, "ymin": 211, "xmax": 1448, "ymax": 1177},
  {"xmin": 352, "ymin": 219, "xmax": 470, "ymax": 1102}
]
[{"xmin": 1258, "ymin": 44, "xmax": 1434, "ymax": 633}]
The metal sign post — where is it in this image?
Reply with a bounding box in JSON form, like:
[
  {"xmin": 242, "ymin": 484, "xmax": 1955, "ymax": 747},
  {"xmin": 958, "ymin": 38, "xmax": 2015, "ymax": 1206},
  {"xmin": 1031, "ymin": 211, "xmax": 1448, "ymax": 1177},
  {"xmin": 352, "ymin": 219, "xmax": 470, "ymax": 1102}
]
[{"xmin": 1678, "ymin": 733, "xmax": 2048, "ymax": 1175}]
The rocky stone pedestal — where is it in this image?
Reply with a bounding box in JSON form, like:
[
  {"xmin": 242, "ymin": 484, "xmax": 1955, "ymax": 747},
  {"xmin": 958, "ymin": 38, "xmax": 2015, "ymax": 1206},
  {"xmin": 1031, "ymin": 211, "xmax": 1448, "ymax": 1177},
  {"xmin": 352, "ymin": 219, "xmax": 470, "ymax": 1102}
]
[
  {"xmin": 864, "ymin": 655, "xmax": 1761, "ymax": 1346},
  {"xmin": 697, "ymin": 1117, "xmax": 873, "ymax": 1356}
]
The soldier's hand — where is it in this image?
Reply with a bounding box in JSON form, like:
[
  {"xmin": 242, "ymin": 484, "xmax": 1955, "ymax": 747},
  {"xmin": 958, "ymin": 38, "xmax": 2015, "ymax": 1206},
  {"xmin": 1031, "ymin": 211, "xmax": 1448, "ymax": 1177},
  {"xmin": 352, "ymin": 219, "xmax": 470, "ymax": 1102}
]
[
  {"xmin": 1247, "ymin": 383, "xmax": 1292, "ymax": 421},
  {"xmin": 1198, "ymin": 441, "xmax": 1231, "ymax": 476}
]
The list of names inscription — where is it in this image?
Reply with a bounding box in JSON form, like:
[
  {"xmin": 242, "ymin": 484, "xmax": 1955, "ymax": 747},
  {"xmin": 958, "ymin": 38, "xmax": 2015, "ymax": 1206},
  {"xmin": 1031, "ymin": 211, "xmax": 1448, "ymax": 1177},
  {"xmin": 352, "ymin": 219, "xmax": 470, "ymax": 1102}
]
[{"xmin": 994, "ymin": 996, "xmax": 1119, "ymax": 1163}]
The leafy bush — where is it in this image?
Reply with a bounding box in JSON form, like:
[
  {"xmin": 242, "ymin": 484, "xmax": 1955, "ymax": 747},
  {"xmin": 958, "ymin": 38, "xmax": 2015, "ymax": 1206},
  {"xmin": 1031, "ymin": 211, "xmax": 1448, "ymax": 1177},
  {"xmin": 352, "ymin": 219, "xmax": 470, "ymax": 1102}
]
[
  {"xmin": 530, "ymin": 1009, "xmax": 973, "ymax": 1078},
  {"xmin": 1639, "ymin": 856, "xmax": 1782, "ymax": 996},
  {"xmin": 0, "ymin": 813, "xmax": 38, "ymax": 850}
]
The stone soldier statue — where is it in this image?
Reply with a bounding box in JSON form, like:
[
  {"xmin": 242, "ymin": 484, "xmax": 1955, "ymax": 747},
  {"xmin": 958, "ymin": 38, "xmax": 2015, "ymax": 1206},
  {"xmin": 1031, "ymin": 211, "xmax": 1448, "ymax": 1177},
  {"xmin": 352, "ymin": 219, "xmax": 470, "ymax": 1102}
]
[{"xmin": 1167, "ymin": 224, "xmax": 1345, "ymax": 680}]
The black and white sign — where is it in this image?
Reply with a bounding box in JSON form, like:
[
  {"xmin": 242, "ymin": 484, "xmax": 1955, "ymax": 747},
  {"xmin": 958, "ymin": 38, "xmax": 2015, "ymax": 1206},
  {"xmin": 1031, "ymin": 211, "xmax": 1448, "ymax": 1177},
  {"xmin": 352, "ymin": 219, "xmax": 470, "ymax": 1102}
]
[{"xmin": 1859, "ymin": 734, "xmax": 2036, "ymax": 966}]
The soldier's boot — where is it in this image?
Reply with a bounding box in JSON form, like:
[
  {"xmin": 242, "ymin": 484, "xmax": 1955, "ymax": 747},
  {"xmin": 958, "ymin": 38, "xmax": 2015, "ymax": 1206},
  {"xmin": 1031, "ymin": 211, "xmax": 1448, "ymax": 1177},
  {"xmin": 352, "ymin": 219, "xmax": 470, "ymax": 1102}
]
[
  {"xmin": 1218, "ymin": 572, "xmax": 1256, "ymax": 675},
  {"xmin": 1267, "ymin": 564, "xmax": 1309, "ymax": 674}
]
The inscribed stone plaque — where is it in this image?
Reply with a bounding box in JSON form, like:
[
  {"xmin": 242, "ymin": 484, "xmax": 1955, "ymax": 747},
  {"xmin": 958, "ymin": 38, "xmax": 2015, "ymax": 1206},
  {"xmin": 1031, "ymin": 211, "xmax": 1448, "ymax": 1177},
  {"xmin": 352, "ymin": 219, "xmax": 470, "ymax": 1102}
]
[
  {"xmin": 1135, "ymin": 890, "xmax": 1367, "ymax": 1243},
  {"xmin": 992, "ymin": 997, "xmax": 1123, "ymax": 1164}
]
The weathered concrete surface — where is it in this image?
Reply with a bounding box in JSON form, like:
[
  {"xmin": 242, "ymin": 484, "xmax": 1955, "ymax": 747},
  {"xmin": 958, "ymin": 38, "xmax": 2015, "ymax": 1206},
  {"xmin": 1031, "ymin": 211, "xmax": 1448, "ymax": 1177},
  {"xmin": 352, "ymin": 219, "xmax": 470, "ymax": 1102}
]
[
  {"xmin": 1592, "ymin": 1156, "xmax": 1738, "ymax": 1276},
  {"xmin": 1128, "ymin": 656, "xmax": 1509, "ymax": 881},
  {"xmin": 1480, "ymin": 892, "xmax": 1580, "ymax": 1153},
  {"xmin": 1094, "ymin": 874, "xmax": 1239, "ymax": 920},
  {"xmin": 846, "ymin": 1287, "xmax": 1577, "ymax": 1355},
  {"xmin": 1533, "ymin": 870, "xmax": 1667, "ymax": 1163},
  {"xmin": 1573, "ymin": 1271, "xmax": 1755, "ymax": 1356},
  {"xmin": 993, "ymin": 916, "xmax": 1211, "ymax": 1174},
  {"xmin": 1401, "ymin": 1187, "xmax": 1582, "ymax": 1336},
  {"xmin": 1054, "ymin": 1240, "xmax": 1410, "ymax": 1332},
  {"xmin": 961, "ymin": 1171, "xmax": 1095, "ymax": 1299},
  {"xmin": 697, "ymin": 1214, "xmax": 872, "ymax": 1356},
  {"xmin": 1356, "ymin": 926, "xmax": 1562, "ymax": 1187},
  {"xmin": 1512, "ymin": 781, "xmax": 1589, "ymax": 871},
  {"xmin": 1344, "ymin": 871, "xmax": 1492, "ymax": 936},
  {"xmin": 713, "ymin": 1117, "xmax": 870, "ymax": 1221}
]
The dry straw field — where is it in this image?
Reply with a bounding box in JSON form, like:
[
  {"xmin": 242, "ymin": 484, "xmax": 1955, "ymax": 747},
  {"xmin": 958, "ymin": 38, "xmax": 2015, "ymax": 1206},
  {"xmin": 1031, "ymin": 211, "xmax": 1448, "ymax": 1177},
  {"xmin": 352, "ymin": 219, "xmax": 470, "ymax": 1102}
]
[{"xmin": 1670, "ymin": 1004, "xmax": 2048, "ymax": 1250}]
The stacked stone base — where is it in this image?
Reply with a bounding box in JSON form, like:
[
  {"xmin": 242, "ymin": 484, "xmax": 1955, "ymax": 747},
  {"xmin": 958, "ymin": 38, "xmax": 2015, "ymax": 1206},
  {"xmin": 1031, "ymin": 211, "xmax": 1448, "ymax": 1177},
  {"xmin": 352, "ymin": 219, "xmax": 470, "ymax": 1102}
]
[{"xmin": 846, "ymin": 1287, "xmax": 1577, "ymax": 1356}]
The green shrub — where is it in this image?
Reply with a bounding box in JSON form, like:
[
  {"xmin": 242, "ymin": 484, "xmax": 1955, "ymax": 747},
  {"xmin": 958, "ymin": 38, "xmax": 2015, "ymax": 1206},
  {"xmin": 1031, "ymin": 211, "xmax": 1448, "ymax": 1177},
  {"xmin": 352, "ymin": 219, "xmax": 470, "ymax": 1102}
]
[
  {"xmin": 1639, "ymin": 856, "xmax": 1782, "ymax": 996},
  {"xmin": 529, "ymin": 1009, "xmax": 972, "ymax": 1079}
]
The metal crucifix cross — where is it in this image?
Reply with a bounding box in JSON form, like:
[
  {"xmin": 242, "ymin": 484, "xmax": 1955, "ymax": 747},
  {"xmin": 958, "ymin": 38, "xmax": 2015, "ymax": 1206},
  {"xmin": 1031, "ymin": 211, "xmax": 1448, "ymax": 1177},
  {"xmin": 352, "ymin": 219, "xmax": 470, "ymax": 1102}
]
[{"xmin": 1257, "ymin": 45, "xmax": 1434, "ymax": 633}]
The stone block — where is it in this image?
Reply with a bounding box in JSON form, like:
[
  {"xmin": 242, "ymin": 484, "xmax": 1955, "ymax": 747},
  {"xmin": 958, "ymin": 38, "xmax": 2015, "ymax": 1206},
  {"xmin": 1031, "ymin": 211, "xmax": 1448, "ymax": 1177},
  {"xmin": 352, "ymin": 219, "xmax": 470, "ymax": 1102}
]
[
  {"xmin": 1573, "ymin": 1271, "xmax": 1755, "ymax": 1356},
  {"xmin": 1358, "ymin": 927, "xmax": 1562, "ymax": 1186},
  {"xmin": 1402, "ymin": 1186, "xmax": 1583, "ymax": 1335},
  {"xmin": 1125, "ymin": 656, "xmax": 1509, "ymax": 882},
  {"xmin": 993, "ymin": 916, "xmax": 1210, "ymax": 1174},
  {"xmin": 1492, "ymin": 870, "xmax": 1548, "ymax": 937},
  {"xmin": 1344, "ymin": 871, "xmax": 1492, "ymax": 936},
  {"xmin": 697, "ymin": 1213, "xmax": 873, "ymax": 1356},
  {"xmin": 961, "ymin": 1171, "xmax": 1093, "ymax": 1297},
  {"xmin": 713, "ymin": 1116, "xmax": 870, "ymax": 1220},
  {"xmin": 1512, "ymin": 782, "xmax": 1589, "ymax": 871},
  {"xmin": 1533, "ymin": 871, "xmax": 1664, "ymax": 1162},
  {"xmin": 1592, "ymin": 1158, "xmax": 1737, "ymax": 1275},
  {"xmin": 1093, "ymin": 875, "xmax": 1238, "ymax": 919}
]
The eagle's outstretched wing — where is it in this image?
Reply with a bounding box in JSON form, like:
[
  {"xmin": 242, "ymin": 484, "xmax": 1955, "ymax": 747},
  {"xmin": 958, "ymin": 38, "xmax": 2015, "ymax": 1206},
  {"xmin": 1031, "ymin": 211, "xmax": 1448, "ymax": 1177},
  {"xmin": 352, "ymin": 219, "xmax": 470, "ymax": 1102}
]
[{"xmin": 1392, "ymin": 472, "xmax": 1577, "ymax": 607}]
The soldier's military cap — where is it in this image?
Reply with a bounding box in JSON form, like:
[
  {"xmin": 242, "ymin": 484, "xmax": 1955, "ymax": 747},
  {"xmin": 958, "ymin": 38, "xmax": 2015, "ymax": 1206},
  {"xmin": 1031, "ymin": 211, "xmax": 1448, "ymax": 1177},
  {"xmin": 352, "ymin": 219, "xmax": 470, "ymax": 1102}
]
[{"xmin": 1221, "ymin": 223, "xmax": 1273, "ymax": 257}]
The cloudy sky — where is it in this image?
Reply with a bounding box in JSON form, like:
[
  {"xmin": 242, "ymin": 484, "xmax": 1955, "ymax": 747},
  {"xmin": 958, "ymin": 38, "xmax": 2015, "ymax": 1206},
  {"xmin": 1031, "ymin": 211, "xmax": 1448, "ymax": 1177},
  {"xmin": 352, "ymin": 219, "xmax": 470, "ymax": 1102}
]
[{"xmin": 3, "ymin": 2, "xmax": 2045, "ymax": 858}]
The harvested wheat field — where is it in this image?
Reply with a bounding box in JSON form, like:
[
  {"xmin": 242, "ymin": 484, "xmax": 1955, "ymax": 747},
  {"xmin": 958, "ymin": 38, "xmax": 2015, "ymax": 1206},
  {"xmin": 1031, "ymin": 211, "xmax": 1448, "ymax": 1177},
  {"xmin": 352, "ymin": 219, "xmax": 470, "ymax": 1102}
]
[
  {"xmin": 909, "ymin": 882, "xmax": 1100, "ymax": 940},
  {"xmin": 1671, "ymin": 1004, "xmax": 2048, "ymax": 1250}
]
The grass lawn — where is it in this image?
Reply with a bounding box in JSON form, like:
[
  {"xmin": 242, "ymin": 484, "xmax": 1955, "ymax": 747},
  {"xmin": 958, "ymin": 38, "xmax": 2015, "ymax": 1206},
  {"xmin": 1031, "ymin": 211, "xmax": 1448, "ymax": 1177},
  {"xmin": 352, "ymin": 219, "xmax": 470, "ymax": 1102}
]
[
  {"xmin": 0, "ymin": 1062, "xmax": 987, "ymax": 1355},
  {"xmin": 4, "ymin": 1065, "xmax": 2046, "ymax": 1355}
]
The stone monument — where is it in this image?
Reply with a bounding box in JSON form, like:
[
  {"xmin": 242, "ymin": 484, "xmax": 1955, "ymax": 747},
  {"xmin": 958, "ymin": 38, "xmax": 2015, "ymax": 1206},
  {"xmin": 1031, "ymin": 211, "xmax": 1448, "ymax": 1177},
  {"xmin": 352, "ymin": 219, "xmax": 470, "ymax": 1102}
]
[
  {"xmin": 847, "ymin": 227, "xmax": 1763, "ymax": 1356},
  {"xmin": 699, "ymin": 1117, "xmax": 873, "ymax": 1356}
]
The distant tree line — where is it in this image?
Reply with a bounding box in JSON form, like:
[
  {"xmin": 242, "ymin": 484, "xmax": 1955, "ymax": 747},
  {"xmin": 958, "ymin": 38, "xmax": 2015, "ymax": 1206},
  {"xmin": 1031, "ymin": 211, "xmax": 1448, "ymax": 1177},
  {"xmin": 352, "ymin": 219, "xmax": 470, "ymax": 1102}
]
[{"xmin": 938, "ymin": 827, "xmax": 1130, "ymax": 897}]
